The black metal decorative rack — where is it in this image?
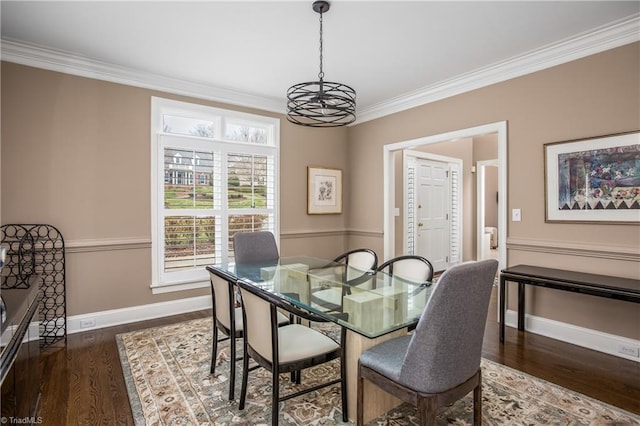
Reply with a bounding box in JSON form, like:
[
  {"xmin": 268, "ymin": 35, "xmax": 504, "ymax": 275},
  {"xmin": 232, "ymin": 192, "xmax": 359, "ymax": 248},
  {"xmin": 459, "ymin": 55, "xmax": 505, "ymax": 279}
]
[{"xmin": 1, "ymin": 224, "xmax": 67, "ymax": 347}]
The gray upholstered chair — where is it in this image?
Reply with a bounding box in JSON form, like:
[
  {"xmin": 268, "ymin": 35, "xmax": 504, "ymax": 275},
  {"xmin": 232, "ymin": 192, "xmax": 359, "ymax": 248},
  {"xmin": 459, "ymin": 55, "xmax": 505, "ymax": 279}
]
[
  {"xmin": 233, "ymin": 230, "xmax": 279, "ymax": 264},
  {"xmin": 206, "ymin": 268, "xmax": 288, "ymax": 401},
  {"xmin": 237, "ymin": 279, "xmax": 348, "ymax": 425},
  {"xmin": 357, "ymin": 259, "xmax": 498, "ymax": 425}
]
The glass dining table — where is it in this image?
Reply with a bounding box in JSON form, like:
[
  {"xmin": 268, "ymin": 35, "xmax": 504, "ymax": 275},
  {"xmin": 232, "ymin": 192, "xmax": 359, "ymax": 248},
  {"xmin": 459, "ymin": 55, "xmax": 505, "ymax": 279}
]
[{"xmin": 209, "ymin": 255, "xmax": 435, "ymax": 421}]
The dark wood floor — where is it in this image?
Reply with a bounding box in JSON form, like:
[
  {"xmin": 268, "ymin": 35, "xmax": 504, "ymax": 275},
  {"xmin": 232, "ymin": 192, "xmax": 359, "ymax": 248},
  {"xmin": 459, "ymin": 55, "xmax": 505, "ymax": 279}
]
[{"xmin": 37, "ymin": 288, "xmax": 639, "ymax": 425}]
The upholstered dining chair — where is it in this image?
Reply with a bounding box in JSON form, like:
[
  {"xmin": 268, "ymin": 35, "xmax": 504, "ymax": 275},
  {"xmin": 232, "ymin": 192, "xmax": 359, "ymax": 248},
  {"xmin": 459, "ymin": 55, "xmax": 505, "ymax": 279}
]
[
  {"xmin": 357, "ymin": 259, "xmax": 498, "ymax": 426},
  {"xmin": 232, "ymin": 229, "xmax": 305, "ymax": 383},
  {"xmin": 206, "ymin": 267, "xmax": 288, "ymax": 401},
  {"xmin": 233, "ymin": 230, "xmax": 279, "ymax": 264},
  {"xmin": 310, "ymin": 248, "xmax": 378, "ymax": 312},
  {"xmin": 335, "ymin": 248, "xmax": 378, "ymax": 282},
  {"xmin": 376, "ymin": 255, "xmax": 434, "ymax": 285},
  {"xmin": 236, "ymin": 278, "xmax": 348, "ymax": 426}
]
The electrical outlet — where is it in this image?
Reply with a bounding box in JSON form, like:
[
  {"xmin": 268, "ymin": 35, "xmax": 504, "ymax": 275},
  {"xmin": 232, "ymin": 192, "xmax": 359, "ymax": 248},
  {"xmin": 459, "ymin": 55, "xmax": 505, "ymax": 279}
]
[
  {"xmin": 512, "ymin": 208, "xmax": 522, "ymax": 222},
  {"xmin": 617, "ymin": 344, "xmax": 640, "ymax": 358},
  {"xmin": 80, "ymin": 318, "xmax": 96, "ymax": 329}
]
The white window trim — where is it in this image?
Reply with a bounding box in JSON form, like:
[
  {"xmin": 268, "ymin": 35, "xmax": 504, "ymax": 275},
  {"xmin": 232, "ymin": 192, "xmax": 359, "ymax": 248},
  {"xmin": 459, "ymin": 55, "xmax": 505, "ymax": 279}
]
[{"xmin": 150, "ymin": 97, "xmax": 280, "ymax": 294}]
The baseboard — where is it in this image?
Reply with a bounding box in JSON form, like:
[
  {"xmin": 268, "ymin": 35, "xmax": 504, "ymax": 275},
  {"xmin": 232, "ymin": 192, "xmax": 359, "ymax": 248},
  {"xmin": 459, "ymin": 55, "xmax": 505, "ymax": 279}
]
[
  {"xmin": 505, "ymin": 309, "xmax": 640, "ymax": 362},
  {"xmin": 67, "ymin": 295, "xmax": 212, "ymax": 334},
  {"xmin": 66, "ymin": 299, "xmax": 639, "ymax": 363}
]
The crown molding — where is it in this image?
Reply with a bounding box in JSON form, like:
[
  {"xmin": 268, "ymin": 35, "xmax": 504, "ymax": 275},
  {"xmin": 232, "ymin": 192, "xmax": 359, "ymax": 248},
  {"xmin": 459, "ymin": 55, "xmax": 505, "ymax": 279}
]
[
  {"xmin": 0, "ymin": 39, "xmax": 284, "ymax": 114},
  {"xmin": 1, "ymin": 14, "xmax": 638, "ymax": 123},
  {"xmin": 356, "ymin": 14, "xmax": 640, "ymax": 124}
]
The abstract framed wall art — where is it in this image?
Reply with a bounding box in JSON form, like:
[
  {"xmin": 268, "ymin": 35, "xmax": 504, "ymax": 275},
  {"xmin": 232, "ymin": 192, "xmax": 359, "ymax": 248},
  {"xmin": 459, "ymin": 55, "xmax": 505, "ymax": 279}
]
[
  {"xmin": 544, "ymin": 131, "xmax": 640, "ymax": 223},
  {"xmin": 307, "ymin": 166, "xmax": 342, "ymax": 214}
]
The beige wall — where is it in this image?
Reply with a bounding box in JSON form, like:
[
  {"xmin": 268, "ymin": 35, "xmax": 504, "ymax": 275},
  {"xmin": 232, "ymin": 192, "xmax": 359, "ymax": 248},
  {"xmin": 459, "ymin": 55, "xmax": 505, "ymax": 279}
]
[
  {"xmin": 2, "ymin": 43, "xmax": 639, "ymax": 340},
  {"xmin": 347, "ymin": 42, "xmax": 640, "ymax": 339},
  {"xmin": 0, "ymin": 63, "xmax": 349, "ymax": 316}
]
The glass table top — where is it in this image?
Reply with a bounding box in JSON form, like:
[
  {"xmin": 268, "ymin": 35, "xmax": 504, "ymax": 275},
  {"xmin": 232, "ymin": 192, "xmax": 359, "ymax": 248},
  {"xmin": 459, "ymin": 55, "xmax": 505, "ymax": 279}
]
[{"xmin": 211, "ymin": 256, "xmax": 435, "ymax": 338}]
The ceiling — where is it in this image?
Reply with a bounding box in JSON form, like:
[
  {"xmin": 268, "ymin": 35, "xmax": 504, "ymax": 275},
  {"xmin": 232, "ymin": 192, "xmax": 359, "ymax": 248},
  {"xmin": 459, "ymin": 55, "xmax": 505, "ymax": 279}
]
[{"xmin": 2, "ymin": 1, "xmax": 639, "ymax": 124}]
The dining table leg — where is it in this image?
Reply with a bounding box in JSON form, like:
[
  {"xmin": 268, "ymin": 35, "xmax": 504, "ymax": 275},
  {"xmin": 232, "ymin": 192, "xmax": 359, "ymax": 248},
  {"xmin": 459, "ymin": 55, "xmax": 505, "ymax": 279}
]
[{"xmin": 345, "ymin": 327, "xmax": 407, "ymax": 423}]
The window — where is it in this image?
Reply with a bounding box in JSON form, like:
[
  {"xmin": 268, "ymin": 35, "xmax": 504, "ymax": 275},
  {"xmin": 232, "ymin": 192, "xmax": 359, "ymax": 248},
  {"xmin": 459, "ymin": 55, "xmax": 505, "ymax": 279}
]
[{"xmin": 151, "ymin": 97, "xmax": 279, "ymax": 293}]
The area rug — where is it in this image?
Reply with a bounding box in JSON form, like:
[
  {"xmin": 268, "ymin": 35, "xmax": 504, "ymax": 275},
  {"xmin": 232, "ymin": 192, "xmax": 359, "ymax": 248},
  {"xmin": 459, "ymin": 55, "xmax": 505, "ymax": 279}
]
[{"xmin": 116, "ymin": 317, "xmax": 639, "ymax": 425}]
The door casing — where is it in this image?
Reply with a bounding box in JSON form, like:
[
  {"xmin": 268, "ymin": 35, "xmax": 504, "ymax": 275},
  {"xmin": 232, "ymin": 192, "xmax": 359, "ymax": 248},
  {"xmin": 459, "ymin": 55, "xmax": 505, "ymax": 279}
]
[{"xmin": 383, "ymin": 121, "xmax": 507, "ymax": 273}]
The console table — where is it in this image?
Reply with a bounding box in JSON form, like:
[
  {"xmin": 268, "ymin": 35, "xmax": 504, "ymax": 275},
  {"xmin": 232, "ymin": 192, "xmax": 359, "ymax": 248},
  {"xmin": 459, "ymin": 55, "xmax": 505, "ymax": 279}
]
[
  {"xmin": 1, "ymin": 276, "xmax": 42, "ymax": 422},
  {"xmin": 499, "ymin": 264, "xmax": 640, "ymax": 342}
]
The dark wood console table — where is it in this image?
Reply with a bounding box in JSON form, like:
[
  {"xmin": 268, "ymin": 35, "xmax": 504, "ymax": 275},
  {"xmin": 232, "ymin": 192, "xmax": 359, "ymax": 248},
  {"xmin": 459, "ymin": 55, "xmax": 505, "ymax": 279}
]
[
  {"xmin": 499, "ymin": 264, "xmax": 640, "ymax": 342},
  {"xmin": 1, "ymin": 276, "xmax": 42, "ymax": 423}
]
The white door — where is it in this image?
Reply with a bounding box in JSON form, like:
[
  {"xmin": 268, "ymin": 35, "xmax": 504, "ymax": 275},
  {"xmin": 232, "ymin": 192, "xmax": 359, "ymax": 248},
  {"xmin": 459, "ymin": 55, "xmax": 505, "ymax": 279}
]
[{"xmin": 415, "ymin": 159, "xmax": 450, "ymax": 271}]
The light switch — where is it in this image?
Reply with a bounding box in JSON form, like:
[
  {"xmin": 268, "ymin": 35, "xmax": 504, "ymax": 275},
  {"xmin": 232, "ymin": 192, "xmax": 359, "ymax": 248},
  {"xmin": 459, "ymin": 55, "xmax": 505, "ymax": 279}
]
[
  {"xmin": 512, "ymin": 208, "xmax": 522, "ymax": 222},
  {"xmin": 393, "ymin": 208, "xmax": 400, "ymax": 217}
]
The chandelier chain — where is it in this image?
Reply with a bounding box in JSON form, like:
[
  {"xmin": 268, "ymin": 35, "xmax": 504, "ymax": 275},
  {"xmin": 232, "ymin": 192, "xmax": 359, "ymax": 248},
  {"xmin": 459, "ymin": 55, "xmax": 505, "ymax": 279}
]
[{"xmin": 318, "ymin": 10, "xmax": 324, "ymax": 80}]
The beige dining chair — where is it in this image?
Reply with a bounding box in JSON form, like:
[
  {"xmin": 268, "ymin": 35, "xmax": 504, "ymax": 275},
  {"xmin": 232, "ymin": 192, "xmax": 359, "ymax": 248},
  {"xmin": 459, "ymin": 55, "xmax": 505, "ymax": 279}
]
[
  {"xmin": 376, "ymin": 255, "xmax": 434, "ymax": 285},
  {"xmin": 357, "ymin": 259, "xmax": 498, "ymax": 425},
  {"xmin": 237, "ymin": 278, "xmax": 348, "ymax": 425},
  {"xmin": 310, "ymin": 248, "xmax": 378, "ymax": 313},
  {"xmin": 206, "ymin": 267, "xmax": 288, "ymax": 400}
]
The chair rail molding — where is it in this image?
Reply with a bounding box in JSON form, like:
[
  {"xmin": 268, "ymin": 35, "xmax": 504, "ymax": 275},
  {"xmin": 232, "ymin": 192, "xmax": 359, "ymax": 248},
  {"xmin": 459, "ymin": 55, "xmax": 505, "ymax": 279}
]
[
  {"xmin": 280, "ymin": 229, "xmax": 382, "ymax": 239},
  {"xmin": 66, "ymin": 237, "xmax": 152, "ymax": 253},
  {"xmin": 506, "ymin": 237, "xmax": 640, "ymax": 262},
  {"xmin": 65, "ymin": 231, "xmax": 383, "ymax": 253}
]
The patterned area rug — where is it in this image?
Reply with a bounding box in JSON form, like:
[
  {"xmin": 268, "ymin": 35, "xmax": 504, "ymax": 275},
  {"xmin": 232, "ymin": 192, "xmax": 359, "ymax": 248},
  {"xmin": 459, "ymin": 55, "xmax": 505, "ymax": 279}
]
[{"xmin": 116, "ymin": 318, "xmax": 639, "ymax": 425}]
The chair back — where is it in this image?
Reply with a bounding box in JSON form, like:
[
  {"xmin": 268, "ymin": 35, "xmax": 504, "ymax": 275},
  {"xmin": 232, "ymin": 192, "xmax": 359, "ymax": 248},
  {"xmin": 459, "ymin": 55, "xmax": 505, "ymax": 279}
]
[
  {"xmin": 237, "ymin": 281, "xmax": 277, "ymax": 363},
  {"xmin": 233, "ymin": 231, "xmax": 279, "ymax": 264},
  {"xmin": 377, "ymin": 255, "xmax": 433, "ymax": 284},
  {"xmin": 399, "ymin": 259, "xmax": 498, "ymax": 393},
  {"xmin": 334, "ymin": 248, "xmax": 377, "ymax": 282},
  {"xmin": 207, "ymin": 270, "xmax": 236, "ymax": 331}
]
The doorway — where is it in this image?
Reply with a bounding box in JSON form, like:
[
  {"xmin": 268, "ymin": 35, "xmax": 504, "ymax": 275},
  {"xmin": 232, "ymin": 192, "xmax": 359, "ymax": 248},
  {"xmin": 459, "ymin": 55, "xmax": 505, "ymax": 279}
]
[
  {"xmin": 383, "ymin": 121, "xmax": 507, "ymax": 271},
  {"xmin": 477, "ymin": 159, "xmax": 500, "ymax": 261},
  {"xmin": 404, "ymin": 151, "xmax": 462, "ymax": 271}
]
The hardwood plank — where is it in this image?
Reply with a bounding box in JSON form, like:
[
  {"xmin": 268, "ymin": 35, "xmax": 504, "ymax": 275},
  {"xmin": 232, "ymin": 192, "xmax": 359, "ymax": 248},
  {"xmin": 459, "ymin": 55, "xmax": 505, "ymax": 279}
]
[{"xmin": 37, "ymin": 290, "xmax": 639, "ymax": 424}]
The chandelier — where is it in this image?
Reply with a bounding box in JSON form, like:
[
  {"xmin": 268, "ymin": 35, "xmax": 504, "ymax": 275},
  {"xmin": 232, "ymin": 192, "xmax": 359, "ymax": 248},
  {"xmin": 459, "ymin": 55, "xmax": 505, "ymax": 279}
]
[{"xmin": 286, "ymin": 1, "xmax": 356, "ymax": 127}]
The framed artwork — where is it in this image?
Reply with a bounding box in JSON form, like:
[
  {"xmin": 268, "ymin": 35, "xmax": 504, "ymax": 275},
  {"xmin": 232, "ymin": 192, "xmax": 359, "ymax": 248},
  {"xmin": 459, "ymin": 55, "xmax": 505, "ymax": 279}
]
[
  {"xmin": 544, "ymin": 131, "xmax": 640, "ymax": 223},
  {"xmin": 307, "ymin": 166, "xmax": 342, "ymax": 215}
]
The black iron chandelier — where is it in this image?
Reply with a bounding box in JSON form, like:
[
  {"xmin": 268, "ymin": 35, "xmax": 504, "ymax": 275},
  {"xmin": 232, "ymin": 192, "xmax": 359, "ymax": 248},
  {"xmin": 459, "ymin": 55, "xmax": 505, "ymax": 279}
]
[{"xmin": 286, "ymin": 1, "xmax": 356, "ymax": 127}]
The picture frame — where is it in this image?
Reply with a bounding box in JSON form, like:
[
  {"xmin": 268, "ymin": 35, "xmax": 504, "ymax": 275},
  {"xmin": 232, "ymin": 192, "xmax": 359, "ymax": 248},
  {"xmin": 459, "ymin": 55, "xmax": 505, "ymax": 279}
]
[
  {"xmin": 544, "ymin": 131, "xmax": 640, "ymax": 223},
  {"xmin": 307, "ymin": 166, "xmax": 343, "ymax": 215}
]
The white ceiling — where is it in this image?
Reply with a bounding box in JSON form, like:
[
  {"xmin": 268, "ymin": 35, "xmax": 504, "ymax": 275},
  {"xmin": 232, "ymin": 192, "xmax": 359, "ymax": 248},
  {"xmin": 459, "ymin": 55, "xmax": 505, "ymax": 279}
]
[{"xmin": 2, "ymin": 1, "xmax": 639, "ymax": 123}]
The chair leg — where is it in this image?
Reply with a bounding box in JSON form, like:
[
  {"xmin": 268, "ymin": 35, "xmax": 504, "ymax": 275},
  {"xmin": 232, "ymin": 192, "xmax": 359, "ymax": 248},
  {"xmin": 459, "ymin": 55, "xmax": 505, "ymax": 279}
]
[
  {"xmin": 229, "ymin": 333, "xmax": 236, "ymax": 400},
  {"xmin": 473, "ymin": 374, "xmax": 482, "ymax": 426},
  {"xmin": 340, "ymin": 327, "xmax": 348, "ymax": 422},
  {"xmin": 210, "ymin": 325, "xmax": 218, "ymax": 374},
  {"xmin": 272, "ymin": 367, "xmax": 280, "ymax": 426},
  {"xmin": 239, "ymin": 340, "xmax": 249, "ymax": 410},
  {"xmin": 418, "ymin": 395, "xmax": 437, "ymax": 426}
]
